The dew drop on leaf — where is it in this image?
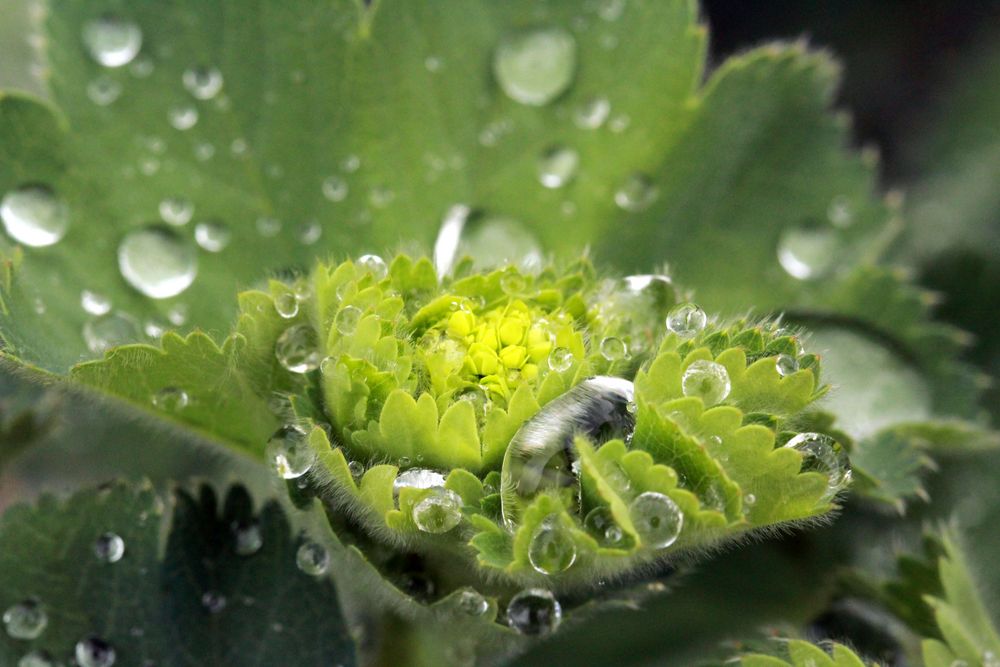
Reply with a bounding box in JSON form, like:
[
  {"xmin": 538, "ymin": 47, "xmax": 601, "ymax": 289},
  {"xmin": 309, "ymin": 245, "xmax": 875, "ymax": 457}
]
[
  {"xmin": 118, "ymin": 225, "xmax": 198, "ymax": 299},
  {"xmin": 275, "ymin": 323, "xmax": 321, "ymax": 373},
  {"xmin": 94, "ymin": 532, "xmax": 125, "ymax": 563},
  {"xmin": 493, "ymin": 27, "xmax": 577, "ymax": 106},
  {"xmin": 547, "ymin": 346, "xmax": 574, "ymax": 372},
  {"xmin": 583, "ymin": 506, "xmax": 629, "ymax": 548},
  {"xmin": 86, "ymin": 75, "xmax": 122, "ymax": 106},
  {"xmin": 297, "ymin": 220, "xmax": 322, "ymax": 245},
  {"xmin": 629, "ymin": 491, "xmax": 683, "ymax": 549},
  {"xmin": 296, "ymin": 540, "xmax": 330, "ymax": 576},
  {"xmin": 777, "ymin": 225, "xmax": 841, "ymax": 280},
  {"xmin": 152, "ymin": 386, "xmax": 189, "ymax": 411},
  {"xmin": 231, "ymin": 519, "xmax": 262, "ymax": 556},
  {"xmin": 356, "ymin": 254, "xmax": 389, "ymax": 281},
  {"xmin": 17, "ymin": 650, "xmax": 54, "ymax": 667},
  {"xmin": 82, "ymin": 15, "xmax": 142, "ymax": 68},
  {"xmin": 168, "ymin": 104, "xmax": 198, "ymax": 130},
  {"xmin": 83, "ymin": 312, "xmax": 140, "ymax": 354},
  {"xmin": 827, "ymin": 195, "xmax": 854, "ymax": 228},
  {"xmin": 75, "ymin": 636, "xmax": 116, "ymax": 667},
  {"xmin": 393, "ymin": 469, "xmax": 446, "ymax": 499},
  {"xmin": 3, "ymin": 599, "xmax": 47, "ymax": 640},
  {"xmin": 412, "ymin": 487, "xmax": 463, "ymax": 534},
  {"xmin": 321, "ymin": 175, "xmax": 349, "ymax": 202},
  {"xmin": 201, "ymin": 590, "xmax": 227, "ymax": 614},
  {"xmin": 599, "ymin": 336, "xmax": 628, "ymax": 361},
  {"xmin": 665, "ymin": 302, "xmax": 707, "ymax": 337},
  {"xmin": 537, "ymin": 145, "xmax": 579, "ymax": 189},
  {"xmin": 335, "ymin": 306, "xmax": 362, "ymax": 336},
  {"xmin": 0, "ymin": 185, "xmax": 70, "ymax": 248},
  {"xmin": 506, "ymin": 589, "xmax": 561, "ymax": 635},
  {"xmin": 273, "ymin": 286, "xmax": 300, "ymax": 319},
  {"xmin": 784, "ymin": 432, "xmax": 851, "ymax": 501},
  {"xmin": 347, "ymin": 460, "xmax": 365, "ymax": 479},
  {"xmin": 457, "ymin": 589, "xmax": 489, "ymax": 616},
  {"xmin": 158, "ymin": 197, "xmax": 194, "ymax": 226},
  {"xmin": 681, "ymin": 359, "xmax": 731, "ymax": 406},
  {"xmin": 194, "ymin": 220, "xmax": 232, "ymax": 252},
  {"xmin": 528, "ymin": 516, "xmax": 578, "ymax": 575},
  {"xmin": 129, "ymin": 56, "xmax": 153, "ymax": 78},
  {"xmin": 614, "ymin": 173, "xmax": 658, "ymax": 212},
  {"xmin": 256, "ymin": 216, "xmax": 282, "ymax": 238},
  {"xmin": 775, "ymin": 353, "xmax": 799, "ymax": 377},
  {"xmin": 597, "ymin": 0, "xmax": 627, "ymax": 21},
  {"xmin": 182, "ymin": 65, "xmax": 224, "ymax": 100},
  {"xmin": 266, "ymin": 424, "xmax": 315, "ymax": 479},
  {"xmin": 81, "ymin": 289, "xmax": 112, "ymax": 316}
]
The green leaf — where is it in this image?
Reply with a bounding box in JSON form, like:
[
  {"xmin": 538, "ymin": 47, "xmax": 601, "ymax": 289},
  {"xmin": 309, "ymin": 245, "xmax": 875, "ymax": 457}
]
[
  {"xmin": 739, "ymin": 640, "xmax": 870, "ymax": 667},
  {"xmin": 0, "ymin": 481, "xmax": 356, "ymax": 666}
]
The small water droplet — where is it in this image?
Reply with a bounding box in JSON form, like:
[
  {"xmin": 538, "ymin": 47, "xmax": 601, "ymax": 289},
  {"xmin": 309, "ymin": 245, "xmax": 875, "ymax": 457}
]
[
  {"xmin": 506, "ymin": 589, "xmax": 561, "ymax": 635},
  {"xmin": 194, "ymin": 142, "xmax": 215, "ymax": 161},
  {"xmin": 597, "ymin": 0, "xmax": 627, "ymax": 21},
  {"xmin": 629, "ymin": 491, "xmax": 683, "ymax": 549},
  {"xmin": 167, "ymin": 303, "xmax": 188, "ymax": 326},
  {"xmin": 528, "ymin": 516, "xmax": 578, "ymax": 574},
  {"xmin": 231, "ymin": 519, "xmax": 262, "ymax": 556},
  {"xmin": 194, "ymin": 220, "xmax": 231, "ymax": 252},
  {"xmin": 230, "ymin": 138, "xmax": 249, "ymax": 157},
  {"xmin": 681, "ymin": 359, "xmax": 731, "ymax": 406},
  {"xmin": 83, "ymin": 312, "xmax": 140, "ymax": 354},
  {"xmin": 413, "ymin": 487, "xmax": 464, "ymax": 533},
  {"xmin": 129, "ymin": 56, "xmax": 153, "ymax": 78},
  {"xmin": 273, "ymin": 286, "xmax": 299, "ymax": 319},
  {"xmin": 83, "ymin": 15, "xmax": 141, "ymax": 68},
  {"xmin": 547, "ymin": 346, "xmax": 574, "ymax": 372},
  {"xmin": 583, "ymin": 506, "xmax": 628, "ymax": 547},
  {"xmin": 81, "ymin": 289, "xmax": 112, "ymax": 316},
  {"xmin": 827, "ymin": 195, "xmax": 853, "ymax": 228},
  {"xmin": 256, "ymin": 216, "xmax": 282, "ymax": 238},
  {"xmin": 614, "ymin": 173, "xmax": 657, "ymax": 212},
  {"xmin": 182, "ymin": 65, "xmax": 224, "ymax": 100},
  {"xmin": 118, "ymin": 225, "xmax": 198, "ymax": 299},
  {"xmin": 94, "ymin": 532, "xmax": 125, "ymax": 563},
  {"xmin": 266, "ymin": 424, "xmax": 315, "ymax": 479},
  {"xmin": 322, "ymin": 175, "xmax": 349, "ymax": 202},
  {"xmin": 275, "ymin": 324, "xmax": 321, "ymax": 373},
  {"xmin": 784, "ymin": 432, "xmax": 851, "ymax": 501},
  {"xmin": 573, "ymin": 96, "xmax": 611, "ymax": 129},
  {"xmin": 777, "ymin": 225, "xmax": 840, "ymax": 280},
  {"xmin": 609, "ymin": 113, "xmax": 631, "ymax": 133},
  {"xmin": 17, "ymin": 649, "xmax": 54, "ymax": 667},
  {"xmin": 347, "ymin": 460, "xmax": 365, "ymax": 479},
  {"xmin": 201, "ymin": 590, "xmax": 227, "ymax": 614},
  {"xmin": 356, "ymin": 254, "xmax": 388, "ymax": 280},
  {"xmin": 1, "ymin": 185, "xmax": 70, "ymax": 248},
  {"xmin": 86, "ymin": 75, "xmax": 122, "ymax": 106},
  {"xmin": 775, "ymin": 354, "xmax": 799, "ymax": 377},
  {"xmin": 368, "ymin": 186, "xmax": 395, "ymax": 209},
  {"xmin": 393, "ymin": 468, "xmax": 446, "ymax": 497},
  {"xmin": 665, "ymin": 302, "xmax": 706, "ymax": 337},
  {"xmin": 537, "ymin": 145, "xmax": 579, "ymax": 189},
  {"xmin": 3, "ymin": 600, "xmax": 47, "ymax": 640},
  {"xmin": 158, "ymin": 196, "xmax": 194, "ymax": 226},
  {"xmin": 599, "ymin": 336, "xmax": 628, "ymax": 362},
  {"xmin": 457, "ymin": 589, "xmax": 489, "ymax": 616},
  {"xmin": 341, "ymin": 154, "xmax": 361, "ymax": 173},
  {"xmin": 335, "ymin": 306, "xmax": 363, "ymax": 336},
  {"xmin": 494, "ymin": 27, "xmax": 577, "ymax": 106},
  {"xmin": 152, "ymin": 386, "xmax": 189, "ymax": 411},
  {"xmin": 75, "ymin": 637, "xmax": 116, "ymax": 667},
  {"xmin": 296, "ymin": 540, "xmax": 330, "ymax": 576},
  {"xmin": 168, "ymin": 104, "xmax": 199, "ymax": 130},
  {"xmin": 424, "ymin": 55, "xmax": 443, "ymax": 72},
  {"xmin": 744, "ymin": 493, "xmax": 756, "ymax": 506}
]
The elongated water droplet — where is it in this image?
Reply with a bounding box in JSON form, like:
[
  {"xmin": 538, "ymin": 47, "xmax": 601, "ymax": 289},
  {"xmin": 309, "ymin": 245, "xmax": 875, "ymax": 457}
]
[
  {"xmin": 275, "ymin": 324, "xmax": 321, "ymax": 373},
  {"xmin": 81, "ymin": 289, "xmax": 112, "ymax": 316},
  {"xmin": 494, "ymin": 28, "xmax": 577, "ymax": 106},
  {"xmin": 784, "ymin": 432, "xmax": 851, "ymax": 501},
  {"xmin": 75, "ymin": 637, "xmax": 116, "ymax": 667},
  {"xmin": 547, "ymin": 346, "xmax": 574, "ymax": 372},
  {"xmin": 393, "ymin": 469, "xmax": 447, "ymax": 498},
  {"xmin": 528, "ymin": 516, "xmax": 577, "ymax": 574},
  {"xmin": 17, "ymin": 650, "xmax": 54, "ymax": 667},
  {"xmin": 614, "ymin": 173, "xmax": 657, "ymax": 212},
  {"xmin": 681, "ymin": 359, "xmax": 731, "ymax": 406},
  {"xmin": 777, "ymin": 225, "xmax": 840, "ymax": 280},
  {"xmin": 194, "ymin": 220, "xmax": 231, "ymax": 252},
  {"xmin": 296, "ymin": 540, "xmax": 330, "ymax": 576},
  {"xmin": 3, "ymin": 600, "xmax": 47, "ymax": 640},
  {"xmin": 266, "ymin": 424, "xmax": 315, "ymax": 479},
  {"xmin": 1, "ymin": 185, "xmax": 69, "ymax": 247},
  {"xmin": 413, "ymin": 487, "xmax": 463, "ymax": 533},
  {"xmin": 118, "ymin": 225, "xmax": 198, "ymax": 299},
  {"xmin": 665, "ymin": 302, "xmax": 706, "ymax": 337},
  {"xmin": 201, "ymin": 590, "xmax": 227, "ymax": 613},
  {"xmin": 629, "ymin": 491, "xmax": 683, "ymax": 548},
  {"xmin": 94, "ymin": 532, "xmax": 125, "ymax": 563},
  {"xmin": 322, "ymin": 175, "xmax": 348, "ymax": 202},
  {"xmin": 152, "ymin": 386, "xmax": 188, "ymax": 411},
  {"xmin": 501, "ymin": 377, "xmax": 635, "ymax": 525},
  {"xmin": 86, "ymin": 75, "xmax": 122, "ymax": 106},
  {"xmin": 83, "ymin": 15, "xmax": 141, "ymax": 68},
  {"xmin": 159, "ymin": 197, "xmax": 194, "ymax": 226},
  {"xmin": 232, "ymin": 519, "xmax": 262, "ymax": 556},
  {"xmin": 506, "ymin": 589, "xmax": 561, "ymax": 635},
  {"xmin": 83, "ymin": 312, "xmax": 140, "ymax": 354},
  {"xmin": 573, "ymin": 96, "xmax": 610, "ymax": 129},
  {"xmin": 537, "ymin": 146, "xmax": 579, "ymax": 189},
  {"xmin": 183, "ymin": 65, "xmax": 224, "ymax": 100}
]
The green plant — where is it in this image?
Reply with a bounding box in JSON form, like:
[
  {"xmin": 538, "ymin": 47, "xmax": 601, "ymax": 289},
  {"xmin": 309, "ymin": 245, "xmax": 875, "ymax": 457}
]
[{"xmin": 0, "ymin": 1, "xmax": 997, "ymax": 666}]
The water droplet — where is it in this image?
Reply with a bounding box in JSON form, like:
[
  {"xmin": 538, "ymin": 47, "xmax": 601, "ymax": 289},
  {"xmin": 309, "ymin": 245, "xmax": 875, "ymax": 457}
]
[
  {"xmin": 129, "ymin": 57, "xmax": 153, "ymax": 78},
  {"xmin": 506, "ymin": 589, "xmax": 562, "ymax": 635},
  {"xmin": 457, "ymin": 589, "xmax": 489, "ymax": 616},
  {"xmin": 681, "ymin": 360, "xmax": 731, "ymax": 406},
  {"xmin": 827, "ymin": 196, "xmax": 853, "ymax": 228},
  {"xmin": 194, "ymin": 142, "xmax": 216, "ymax": 161},
  {"xmin": 81, "ymin": 289, "xmax": 112, "ymax": 316},
  {"xmin": 432, "ymin": 206, "xmax": 542, "ymax": 277},
  {"xmin": 528, "ymin": 516, "xmax": 577, "ymax": 574},
  {"xmin": 368, "ymin": 186, "xmax": 395, "ymax": 209},
  {"xmin": 424, "ymin": 55, "xmax": 443, "ymax": 72},
  {"xmin": 232, "ymin": 520, "xmax": 262, "ymax": 556},
  {"xmin": 118, "ymin": 225, "xmax": 198, "ymax": 299},
  {"xmin": 784, "ymin": 432, "xmax": 851, "ymax": 501},
  {"xmin": 597, "ymin": 0, "xmax": 627, "ymax": 21},
  {"xmin": 1, "ymin": 185, "xmax": 70, "ymax": 247},
  {"xmin": 152, "ymin": 386, "xmax": 189, "ymax": 411},
  {"xmin": 493, "ymin": 27, "xmax": 577, "ymax": 106},
  {"xmin": 341, "ymin": 154, "xmax": 361, "ymax": 173},
  {"xmin": 629, "ymin": 491, "xmax": 683, "ymax": 548},
  {"xmin": 775, "ymin": 354, "xmax": 799, "ymax": 377},
  {"xmin": 86, "ymin": 75, "xmax": 122, "ymax": 106},
  {"xmin": 501, "ymin": 377, "xmax": 635, "ymax": 525},
  {"xmin": 393, "ymin": 468, "xmax": 447, "ymax": 498},
  {"xmin": 273, "ymin": 287, "xmax": 299, "ymax": 319},
  {"xmin": 75, "ymin": 637, "xmax": 116, "ymax": 667},
  {"xmin": 413, "ymin": 487, "xmax": 464, "ymax": 533},
  {"xmin": 274, "ymin": 324, "xmax": 321, "ymax": 373},
  {"xmin": 158, "ymin": 197, "xmax": 194, "ymax": 226},
  {"xmin": 230, "ymin": 138, "xmax": 249, "ymax": 156},
  {"xmin": 182, "ymin": 65, "xmax": 224, "ymax": 100},
  {"xmin": 256, "ymin": 216, "xmax": 282, "ymax": 238},
  {"xmin": 201, "ymin": 590, "xmax": 227, "ymax": 613},
  {"xmin": 335, "ymin": 306, "xmax": 362, "ymax": 336},
  {"xmin": 3, "ymin": 600, "xmax": 47, "ymax": 640},
  {"xmin": 599, "ymin": 336, "xmax": 628, "ymax": 362},
  {"xmin": 584, "ymin": 506, "xmax": 628, "ymax": 547},
  {"xmin": 83, "ymin": 312, "xmax": 140, "ymax": 354},
  {"xmin": 168, "ymin": 104, "xmax": 198, "ymax": 130},
  {"xmin": 500, "ymin": 270, "xmax": 526, "ymax": 294},
  {"xmin": 347, "ymin": 460, "xmax": 365, "ymax": 479},
  {"xmin": 614, "ymin": 173, "xmax": 657, "ymax": 212},
  {"xmin": 356, "ymin": 254, "xmax": 388, "ymax": 281},
  {"xmin": 297, "ymin": 220, "xmax": 321, "ymax": 245},
  {"xmin": 743, "ymin": 493, "xmax": 756, "ymax": 506},
  {"xmin": 266, "ymin": 424, "xmax": 315, "ymax": 479},
  {"xmin": 296, "ymin": 540, "xmax": 330, "ymax": 576},
  {"xmin": 167, "ymin": 303, "xmax": 188, "ymax": 326},
  {"xmin": 609, "ymin": 113, "xmax": 631, "ymax": 133},
  {"xmin": 665, "ymin": 302, "xmax": 707, "ymax": 338},
  {"xmin": 17, "ymin": 650, "xmax": 54, "ymax": 667},
  {"xmin": 194, "ymin": 220, "xmax": 231, "ymax": 252},
  {"xmin": 322, "ymin": 176, "xmax": 348, "ymax": 202},
  {"xmin": 537, "ymin": 145, "xmax": 579, "ymax": 189},
  {"xmin": 94, "ymin": 532, "xmax": 125, "ymax": 563},
  {"xmin": 573, "ymin": 96, "xmax": 611, "ymax": 129},
  {"xmin": 777, "ymin": 225, "xmax": 840, "ymax": 280},
  {"xmin": 82, "ymin": 15, "xmax": 141, "ymax": 68},
  {"xmin": 547, "ymin": 347, "xmax": 574, "ymax": 372}
]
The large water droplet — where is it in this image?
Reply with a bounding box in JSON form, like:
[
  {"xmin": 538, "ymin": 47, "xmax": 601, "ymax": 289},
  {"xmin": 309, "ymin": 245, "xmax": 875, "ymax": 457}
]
[
  {"xmin": 75, "ymin": 637, "xmax": 116, "ymax": 667},
  {"xmin": 665, "ymin": 302, "xmax": 706, "ymax": 338},
  {"xmin": 777, "ymin": 225, "xmax": 840, "ymax": 280},
  {"xmin": 94, "ymin": 532, "xmax": 125, "ymax": 563},
  {"xmin": 775, "ymin": 354, "xmax": 799, "ymax": 377},
  {"xmin": 506, "ymin": 589, "xmax": 562, "ymax": 635},
  {"xmin": 334, "ymin": 306, "xmax": 362, "ymax": 336},
  {"xmin": 296, "ymin": 540, "xmax": 330, "ymax": 576},
  {"xmin": 681, "ymin": 359, "xmax": 731, "ymax": 406},
  {"xmin": 118, "ymin": 225, "xmax": 198, "ymax": 299},
  {"xmin": 629, "ymin": 491, "xmax": 683, "ymax": 548},
  {"xmin": 614, "ymin": 173, "xmax": 658, "ymax": 212},
  {"xmin": 547, "ymin": 346, "xmax": 574, "ymax": 372},
  {"xmin": 573, "ymin": 96, "xmax": 611, "ymax": 129},
  {"xmin": 357, "ymin": 254, "xmax": 388, "ymax": 281},
  {"xmin": 537, "ymin": 146, "xmax": 579, "ymax": 189},
  {"xmin": 82, "ymin": 15, "xmax": 141, "ymax": 68},
  {"xmin": 784, "ymin": 432, "xmax": 851, "ymax": 501},
  {"xmin": 432, "ymin": 206, "xmax": 542, "ymax": 278},
  {"xmin": 183, "ymin": 65, "xmax": 224, "ymax": 100},
  {"xmin": 194, "ymin": 220, "xmax": 231, "ymax": 252},
  {"xmin": 17, "ymin": 650, "xmax": 54, "ymax": 667},
  {"xmin": 81, "ymin": 289, "xmax": 112, "ymax": 316},
  {"xmin": 3, "ymin": 600, "xmax": 47, "ymax": 640},
  {"xmin": 266, "ymin": 424, "xmax": 315, "ymax": 479},
  {"xmin": 599, "ymin": 336, "xmax": 628, "ymax": 362},
  {"xmin": 393, "ymin": 468, "xmax": 447, "ymax": 498},
  {"xmin": 493, "ymin": 28, "xmax": 577, "ymax": 106},
  {"xmin": 232, "ymin": 519, "xmax": 262, "ymax": 556},
  {"xmin": 159, "ymin": 197, "xmax": 194, "ymax": 226},
  {"xmin": 274, "ymin": 324, "xmax": 321, "ymax": 373},
  {"xmin": 528, "ymin": 516, "xmax": 577, "ymax": 574},
  {"xmin": 501, "ymin": 377, "xmax": 635, "ymax": 525},
  {"xmin": 83, "ymin": 312, "xmax": 140, "ymax": 354},
  {"xmin": 1, "ymin": 185, "xmax": 69, "ymax": 248},
  {"xmin": 412, "ymin": 487, "xmax": 464, "ymax": 533}
]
